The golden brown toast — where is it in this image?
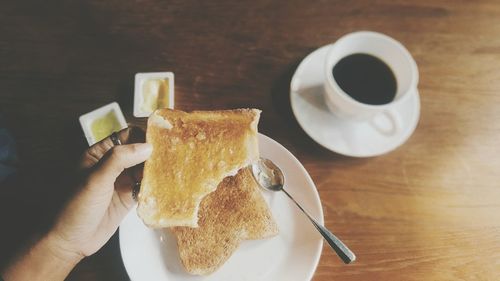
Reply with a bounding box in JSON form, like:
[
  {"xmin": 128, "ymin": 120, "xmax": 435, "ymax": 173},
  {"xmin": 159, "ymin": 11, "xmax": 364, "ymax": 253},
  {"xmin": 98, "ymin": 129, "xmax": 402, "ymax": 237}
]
[
  {"xmin": 138, "ymin": 108, "xmax": 261, "ymax": 228},
  {"xmin": 170, "ymin": 167, "xmax": 279, "ymax": 275}
]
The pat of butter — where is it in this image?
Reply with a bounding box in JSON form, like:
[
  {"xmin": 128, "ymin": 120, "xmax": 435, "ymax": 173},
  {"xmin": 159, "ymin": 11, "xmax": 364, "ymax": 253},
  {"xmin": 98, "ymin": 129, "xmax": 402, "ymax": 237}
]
[
  {"xmin": 140, "ymin": 78, "xmax": 170, "ymax": 113},
  {"xmin": 134, "ymin": 72, "xmax": 174, "ymax": 118}
]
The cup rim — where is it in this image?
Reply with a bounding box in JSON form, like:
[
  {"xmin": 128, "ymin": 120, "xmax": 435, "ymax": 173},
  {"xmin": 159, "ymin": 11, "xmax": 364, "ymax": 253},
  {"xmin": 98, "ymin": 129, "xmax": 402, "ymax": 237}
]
[{"xmin": 324, "ymin": 31, "xmax": 419, "ymax": 109}]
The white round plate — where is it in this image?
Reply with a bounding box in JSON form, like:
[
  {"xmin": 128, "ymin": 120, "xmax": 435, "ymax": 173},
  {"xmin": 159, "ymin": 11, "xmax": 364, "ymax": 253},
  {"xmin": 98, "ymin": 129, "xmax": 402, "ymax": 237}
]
[
  {"xmin": 119, "ymin": 134, "xmax": 324, "ymax": 281},
  {"xmin": 290, "ymin": 45, "xmax": 420, "ymax": 157}
]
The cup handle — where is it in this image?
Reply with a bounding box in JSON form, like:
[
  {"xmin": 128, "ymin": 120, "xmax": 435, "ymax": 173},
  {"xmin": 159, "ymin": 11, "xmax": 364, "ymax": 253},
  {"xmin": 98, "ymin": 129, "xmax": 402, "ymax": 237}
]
[{"xmin": 370, "ymin": 110, "xmax": 400, "ymax": 136}]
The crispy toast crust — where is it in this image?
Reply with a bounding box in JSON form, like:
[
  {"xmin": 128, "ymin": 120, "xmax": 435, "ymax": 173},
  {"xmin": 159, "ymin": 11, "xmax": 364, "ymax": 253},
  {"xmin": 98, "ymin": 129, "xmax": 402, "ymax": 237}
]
[
  {"xmin": 170, "ymin": 167, "xmax": 279, "ymax": 275},
  {"xmin": 137, "ymin": 108, "xmax": 261, "ymax": 228}
]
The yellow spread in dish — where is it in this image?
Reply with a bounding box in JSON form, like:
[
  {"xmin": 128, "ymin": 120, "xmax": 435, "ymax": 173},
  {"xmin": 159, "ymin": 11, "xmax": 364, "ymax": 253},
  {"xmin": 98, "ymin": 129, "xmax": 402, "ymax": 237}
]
[{"xmin": 91, "ymin": 111, "xmax": 122, "ymax": 142}]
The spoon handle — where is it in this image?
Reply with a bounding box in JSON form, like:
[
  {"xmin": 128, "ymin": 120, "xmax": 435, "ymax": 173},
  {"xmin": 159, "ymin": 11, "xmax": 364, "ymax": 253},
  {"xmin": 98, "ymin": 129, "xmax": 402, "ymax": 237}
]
[{"xmin": 281, "ymin": 189, "xmax": 356, "ymax": 264}]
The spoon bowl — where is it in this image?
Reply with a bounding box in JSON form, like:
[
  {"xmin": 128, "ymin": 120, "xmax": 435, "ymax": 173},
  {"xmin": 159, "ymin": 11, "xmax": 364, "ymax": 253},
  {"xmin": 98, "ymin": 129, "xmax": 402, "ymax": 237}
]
[{"xmin": 251, "ymin": 158, "xmax": 284, "ymax": 192}]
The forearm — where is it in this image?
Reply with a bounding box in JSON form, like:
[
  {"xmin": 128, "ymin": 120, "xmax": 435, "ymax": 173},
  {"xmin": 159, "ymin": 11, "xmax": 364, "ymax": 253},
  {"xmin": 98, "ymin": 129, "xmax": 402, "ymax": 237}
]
[{"xmin": 2, "ymin": 233, "xmax": 83, "ymax": 281}]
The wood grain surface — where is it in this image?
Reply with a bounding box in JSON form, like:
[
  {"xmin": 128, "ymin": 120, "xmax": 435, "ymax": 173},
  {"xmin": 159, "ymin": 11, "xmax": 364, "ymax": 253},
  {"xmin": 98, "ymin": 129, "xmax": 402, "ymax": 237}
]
[{"xmin": 1, "ymin": 0, "xmax": 500, "ymax": 280}]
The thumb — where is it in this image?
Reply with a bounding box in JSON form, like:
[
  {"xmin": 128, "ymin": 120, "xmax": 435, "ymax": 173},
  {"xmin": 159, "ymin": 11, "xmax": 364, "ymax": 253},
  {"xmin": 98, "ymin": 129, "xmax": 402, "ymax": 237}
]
[{"xmin": 90, "ymin": 143, "xmax": 152, "ymax": 185}]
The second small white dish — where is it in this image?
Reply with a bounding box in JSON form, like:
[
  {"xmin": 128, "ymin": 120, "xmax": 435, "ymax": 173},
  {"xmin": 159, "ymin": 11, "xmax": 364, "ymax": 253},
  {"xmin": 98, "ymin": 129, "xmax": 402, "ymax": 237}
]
[
  {"xmin": 290, "ymin": 45, "xmax": 420, "ymax": 157},
  {"xmin": 134, "ymin": 72, "xmax": 175, "ymax": 117}
]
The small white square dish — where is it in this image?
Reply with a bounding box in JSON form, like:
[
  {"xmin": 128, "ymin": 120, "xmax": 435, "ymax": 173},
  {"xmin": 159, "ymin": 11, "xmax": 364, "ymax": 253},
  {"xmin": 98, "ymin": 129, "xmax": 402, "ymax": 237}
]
[
  {"xmin": 79, "ymin": 102, "xmax": 128, "ymax": 146},
  {"xmin": 134, "ymin": 72, "xmax": 175, "ymax": 117}
]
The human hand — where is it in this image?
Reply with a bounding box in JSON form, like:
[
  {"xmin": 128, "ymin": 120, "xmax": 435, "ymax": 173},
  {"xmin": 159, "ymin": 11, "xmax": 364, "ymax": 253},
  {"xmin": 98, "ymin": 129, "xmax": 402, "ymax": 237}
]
[
  {"xmin": 2, "ymin": 127, "xmax": 151, "ymax": 281},
  {"xmin": 50, "ymin": 127, "xmax": 151, "ymax": 259}
]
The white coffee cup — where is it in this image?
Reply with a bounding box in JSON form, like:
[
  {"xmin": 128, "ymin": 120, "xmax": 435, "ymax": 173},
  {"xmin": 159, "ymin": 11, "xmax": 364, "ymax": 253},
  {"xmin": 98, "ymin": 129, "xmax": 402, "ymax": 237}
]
[{"xmin": 324, "ymin": 31, "xmax": 418, "ymax": 135}]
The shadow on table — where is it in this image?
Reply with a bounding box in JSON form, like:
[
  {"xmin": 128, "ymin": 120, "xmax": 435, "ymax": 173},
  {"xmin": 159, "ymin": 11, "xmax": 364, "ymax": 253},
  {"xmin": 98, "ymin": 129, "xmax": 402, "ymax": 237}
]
[{"xmin": 0, "ymin": 120, "xmax": 89, "ymax": 270}]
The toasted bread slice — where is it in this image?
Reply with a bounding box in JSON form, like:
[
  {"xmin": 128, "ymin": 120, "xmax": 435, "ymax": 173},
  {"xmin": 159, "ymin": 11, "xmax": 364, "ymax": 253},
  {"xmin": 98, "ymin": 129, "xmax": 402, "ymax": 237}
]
[
  {"xmin": 170, "ymin": 167, "xmax": 279, "ymax": 275},
  {"xmin": 138, "ymin": 108, "xmax": 261, "ymax": 228}
]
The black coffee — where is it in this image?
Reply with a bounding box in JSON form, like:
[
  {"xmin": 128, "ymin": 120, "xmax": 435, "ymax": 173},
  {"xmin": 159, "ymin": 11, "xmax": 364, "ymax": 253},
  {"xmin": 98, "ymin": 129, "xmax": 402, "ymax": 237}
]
[{"xmin": 332, "ymin": 53, "xmax": 397, "ymax": 105}]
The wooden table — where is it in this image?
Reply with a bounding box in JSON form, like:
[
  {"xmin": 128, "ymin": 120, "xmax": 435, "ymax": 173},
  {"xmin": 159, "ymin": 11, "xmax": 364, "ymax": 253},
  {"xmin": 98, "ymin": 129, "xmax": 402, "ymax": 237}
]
[{"xmin": 1, "ymin": 1, "xmax": 499, "ymax": 280}]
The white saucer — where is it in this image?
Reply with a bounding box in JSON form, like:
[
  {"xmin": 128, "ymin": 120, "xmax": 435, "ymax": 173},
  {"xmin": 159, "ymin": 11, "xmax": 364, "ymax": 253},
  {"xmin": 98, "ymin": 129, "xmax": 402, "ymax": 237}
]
[
  {"xmin": 290, "ymin": 45, "xmax": 420, "ymax": 157},
  {"xmin": 119, "ymin": 134, "xmax": 324, "ymax": 281}
]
